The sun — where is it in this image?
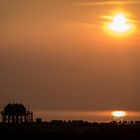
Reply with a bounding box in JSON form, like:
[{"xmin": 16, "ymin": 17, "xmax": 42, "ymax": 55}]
[
  {"xmin": 103, "ymin": 12, "xmax": 136, "ymax": 37},
  {"xmin": 112, "ymin": 111, "xmax": 127, "ymax": 118},
  {"xmin": 109, "ymin": 14, "xmax": 131, "ymax": 33}
]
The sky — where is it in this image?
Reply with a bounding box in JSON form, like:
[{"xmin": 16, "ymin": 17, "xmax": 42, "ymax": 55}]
[{"xmin": 1, "ymin": 0, "xmax": 140, "ymax": 113}]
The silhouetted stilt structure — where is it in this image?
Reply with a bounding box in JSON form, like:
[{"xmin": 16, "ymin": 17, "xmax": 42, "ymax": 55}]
[{"xmin": 1, "ymin": 103, "xmax": 33, "ymax": 124}]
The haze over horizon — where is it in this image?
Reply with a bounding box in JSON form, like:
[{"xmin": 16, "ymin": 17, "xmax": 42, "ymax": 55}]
[{"xmin": 1, "ymin": 0, "xmax": 140, "ymax": 118}]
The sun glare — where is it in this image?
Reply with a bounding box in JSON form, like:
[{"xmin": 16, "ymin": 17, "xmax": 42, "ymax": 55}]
[
  {"xmin": 109, "ymin": 14, "xmax": 131, "ymax": 33},
  {"xmin": 112, "ymin": 111, "xmax": 127, "ymax": 118},
  {"xmin": 104, "ymin": 12, "xmax": 136, "ymax": 37}
]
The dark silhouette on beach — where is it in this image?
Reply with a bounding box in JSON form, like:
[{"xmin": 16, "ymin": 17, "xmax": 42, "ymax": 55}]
[
  {"xmin": 1, "ymin": 103, "xmax": 33, "ymax": 124},
  {"xmin": 0, "ymin": 103, "xmax": 140, "ymax": 139}
]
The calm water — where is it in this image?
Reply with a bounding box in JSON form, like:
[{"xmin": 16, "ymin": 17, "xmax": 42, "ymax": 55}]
[{"xmin": 34, "ymin": 110, "xmax": 140, "ymax": 122}]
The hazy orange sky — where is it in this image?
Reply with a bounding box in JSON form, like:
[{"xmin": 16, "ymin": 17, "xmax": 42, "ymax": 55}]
[{"xmin": 1, "ymin": 0, "xmax": 140, "ymax": 112}]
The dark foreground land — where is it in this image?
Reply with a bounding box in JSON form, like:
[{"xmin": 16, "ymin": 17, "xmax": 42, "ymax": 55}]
[{"xmin": 0, "ymin": 120, "xmax": 140, "ymax": 139}]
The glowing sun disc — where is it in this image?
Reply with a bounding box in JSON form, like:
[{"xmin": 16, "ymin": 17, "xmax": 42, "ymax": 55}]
[
  {"xmin": 112, "ymin": 111, "xmax": 127, "ymax": 118},
  {"xmin": 108, "ymin": 14, "xmax": 131, "ymax": 33}
]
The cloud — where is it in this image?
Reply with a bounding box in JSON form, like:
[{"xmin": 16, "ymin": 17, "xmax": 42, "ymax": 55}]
[{"xmin": 78, "ymin": 0, "xmax": 140, "ymax": 6}]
